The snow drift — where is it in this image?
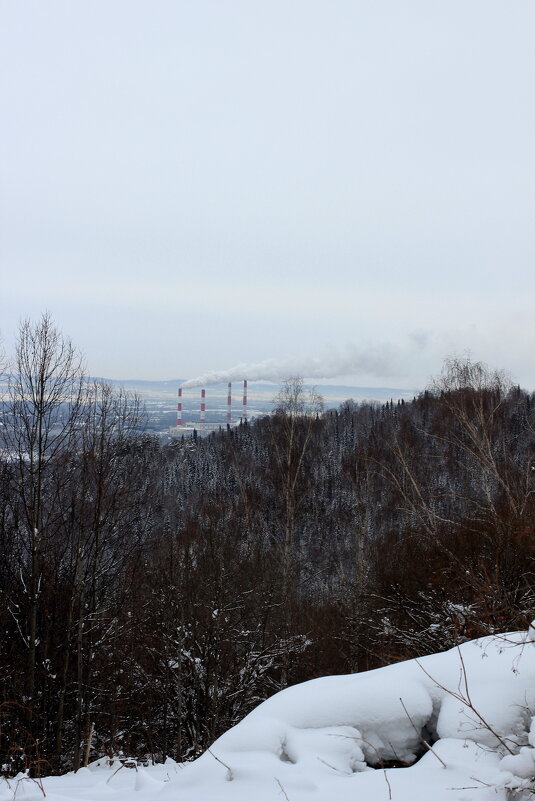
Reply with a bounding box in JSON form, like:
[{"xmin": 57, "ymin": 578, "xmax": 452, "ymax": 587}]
[{"xmin": 3, "ymin": 631, "xmax": 535, "ymax": 801}]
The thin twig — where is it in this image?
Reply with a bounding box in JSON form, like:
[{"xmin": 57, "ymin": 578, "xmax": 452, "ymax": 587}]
[
  {"xmin": 106, "ymin": 764, "xmax": 125, "ymax": 784},
  {"xmin": 328, "ymin": 731, "xmax": 384, "ymax": 767},
  {"xmin": 275, "ymin": 777, "xmax": 290, "ymax": 800},
  {"xmin": 207, "ymin": 749, "xmax": 233, "ymax": 781},
  {"xmin": 316, "ymin": 756, "xmax": 351, "ymax": 775},
  {"xmin": 416, "ymin": 654, "xmax": 515, "ymax": 755},
  {"xmin": 383, "ymin": 769, "xmax": 392, "ymax": 800},
  {"xmin": 399, "ymin": 697, "xmax": 447, "ymax": 768},
  {"xmin": 12, "ymin": 775, "xmax": 47, "ymax": 799},
  {"xmin": 449, "ymin": 776, "xmax": 495, "ymax": 790}
]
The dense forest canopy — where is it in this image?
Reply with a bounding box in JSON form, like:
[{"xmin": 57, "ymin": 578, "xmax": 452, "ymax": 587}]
[{"xmin": 1, "ymin": 315, "xmax": 534, "ymax": 776}]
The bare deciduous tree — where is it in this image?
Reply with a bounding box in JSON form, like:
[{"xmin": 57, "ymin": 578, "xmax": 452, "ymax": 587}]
[{"xmin": 3, "ymin": 313, "xmax": 85, "ymax": 731}]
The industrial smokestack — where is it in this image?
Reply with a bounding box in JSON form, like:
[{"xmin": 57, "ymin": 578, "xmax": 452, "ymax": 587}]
[
  {"xmin": 176, "ymin": 387, "xmax": 182, "ymax": 427},
  {"xmin": 227, "ymin": 382, "xmax": 232, "ymax": 423},
  {"xmin": 243, "ymin": 379, "xmax": 248, "ymax": 421},
  {"xmin": 200, "ymin": 388, "xmax": 206, "ymax": 425}
]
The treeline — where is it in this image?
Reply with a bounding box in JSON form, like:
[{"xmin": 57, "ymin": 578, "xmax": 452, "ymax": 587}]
[{"xmin": 1, "ymin": 315, "xmax": 534, "ymax": 775}]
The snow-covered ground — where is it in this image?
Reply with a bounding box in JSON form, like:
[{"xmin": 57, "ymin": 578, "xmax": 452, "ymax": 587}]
[{"xmin": 4, "ymin": 631, "xmax": 535, "ymax": 801}]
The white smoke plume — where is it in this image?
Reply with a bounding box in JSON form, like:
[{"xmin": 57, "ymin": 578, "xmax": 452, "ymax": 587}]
[{"xmin": 181, "ymin": 345, "xmax": 396, "ymax": 388}]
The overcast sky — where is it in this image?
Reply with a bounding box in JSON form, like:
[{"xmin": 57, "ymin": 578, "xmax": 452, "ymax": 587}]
[{"xmin": 1, "ymin": 1, "xmax": 533, "ymax": 388}]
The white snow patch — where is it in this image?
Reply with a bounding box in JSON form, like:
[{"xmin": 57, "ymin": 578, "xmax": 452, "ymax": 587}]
[{"xmin": 3, "ymin": 632, "xmax": 535, "ymax": 801}]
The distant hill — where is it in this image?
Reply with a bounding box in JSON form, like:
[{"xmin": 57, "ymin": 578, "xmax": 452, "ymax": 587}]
[{"xmin": 101, "ymin": 377, "xmax": 418, "ymax": 406}]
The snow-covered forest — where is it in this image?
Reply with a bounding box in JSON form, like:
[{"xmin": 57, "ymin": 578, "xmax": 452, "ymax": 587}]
[{"xmin": 1, "ymin": 315, "xmax": 534, "ymax": 782}]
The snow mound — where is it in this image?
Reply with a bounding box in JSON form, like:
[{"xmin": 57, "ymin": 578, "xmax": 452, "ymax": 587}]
[{"xmin": 3, "ymin": 632, "xmax": 535, "ymax": 801}]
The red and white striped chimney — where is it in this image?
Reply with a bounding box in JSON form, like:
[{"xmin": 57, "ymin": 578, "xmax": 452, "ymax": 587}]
[
  {"xmin": 243, "ymin": 379, "xmax": 248, "ymax": 420},
  {"xmin": 227, "ymin": 382, "xmax": 232, "ymax": 423},
  {"xmin": 176, "ymin": 387, "xmax": 183, "ymax": 427},
  {"xmin": 200, "ymin": 388, "xmax": 206, "ymax": 425}
]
